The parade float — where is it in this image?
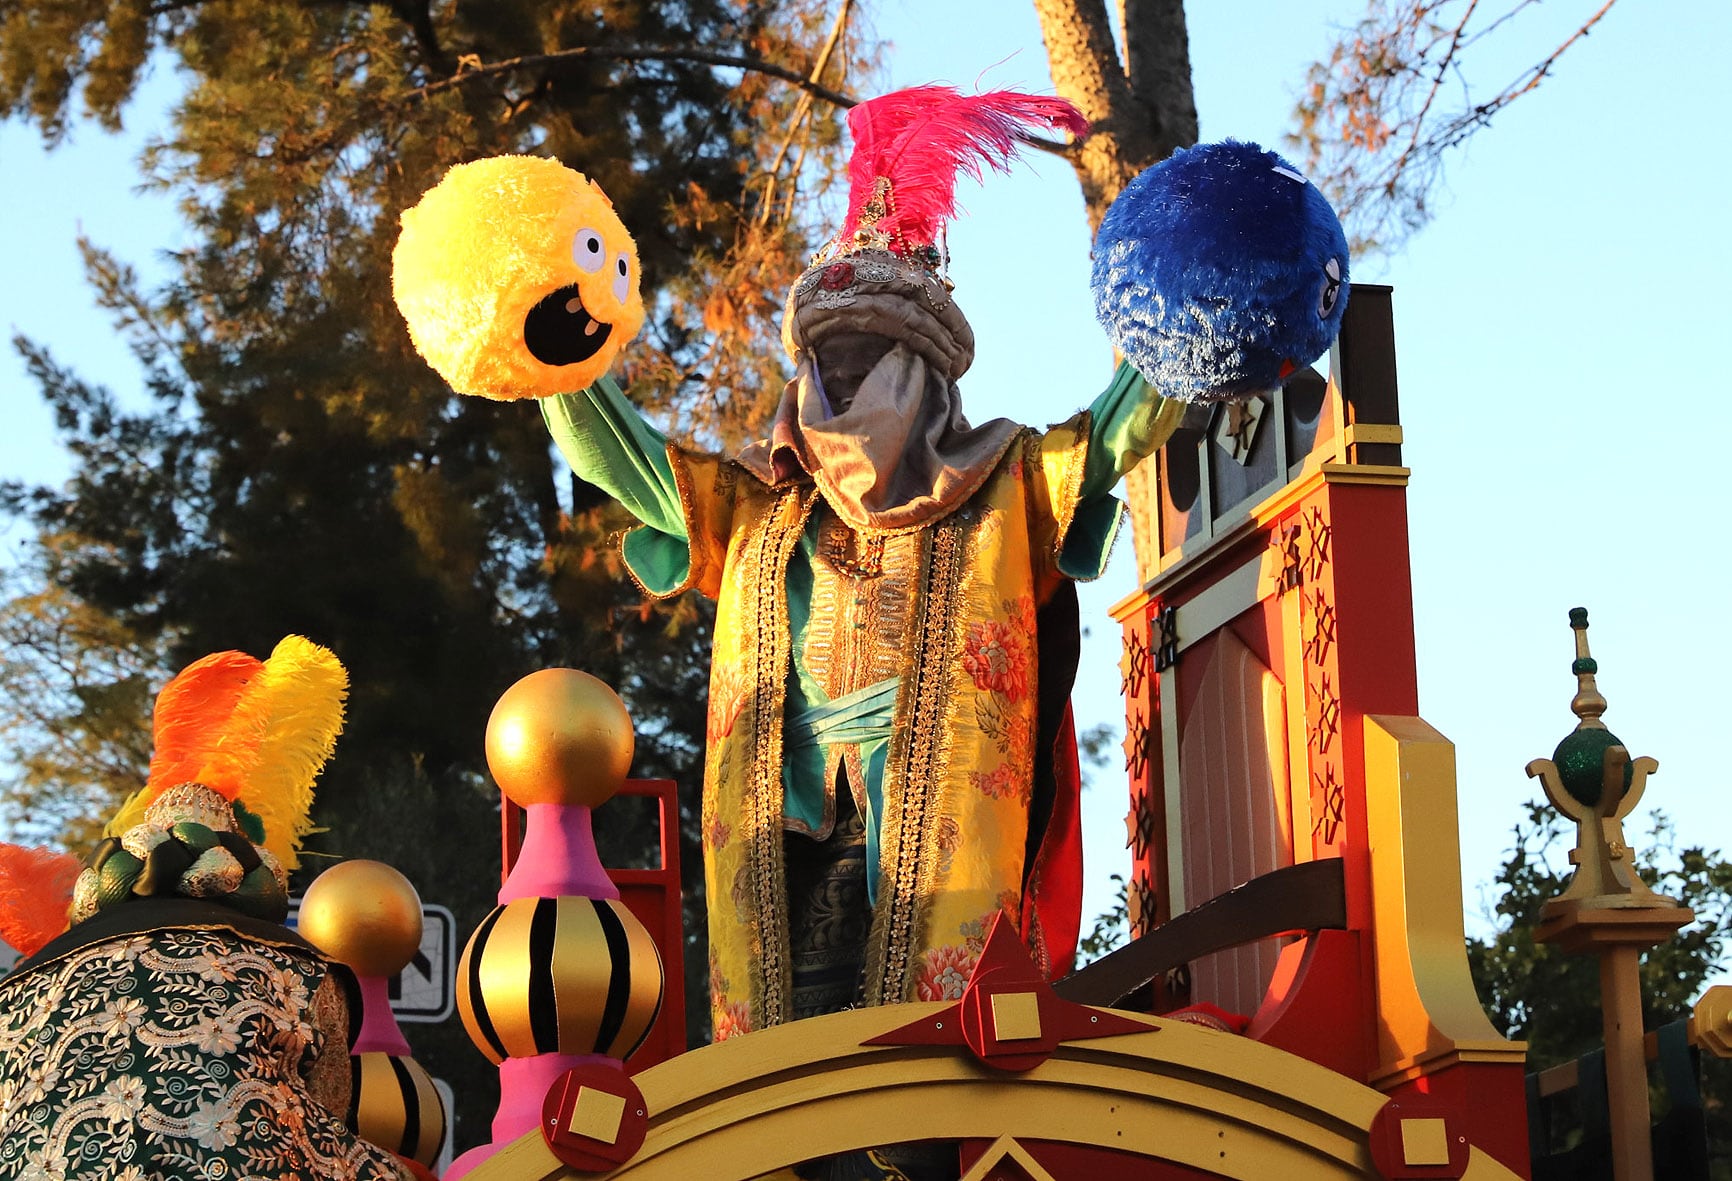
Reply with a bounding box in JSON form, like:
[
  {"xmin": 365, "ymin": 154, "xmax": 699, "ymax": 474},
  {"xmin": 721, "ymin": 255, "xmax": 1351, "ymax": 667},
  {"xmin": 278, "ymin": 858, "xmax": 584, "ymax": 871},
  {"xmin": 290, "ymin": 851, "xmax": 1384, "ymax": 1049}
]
[{"xmin": 0, "ymin": 85, "xmax": 1723, "ymax": 1181}]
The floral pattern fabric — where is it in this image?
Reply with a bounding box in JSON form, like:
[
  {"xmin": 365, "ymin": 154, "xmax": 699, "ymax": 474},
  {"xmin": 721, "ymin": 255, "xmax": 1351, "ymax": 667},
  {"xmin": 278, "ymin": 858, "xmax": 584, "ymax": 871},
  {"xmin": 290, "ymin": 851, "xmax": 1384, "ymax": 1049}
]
[
  {"xmin": 687, "ymin": 416, "xmax": 1094, "ymax": 1033},
  {"xmin": 0, "ymin": 928, "xmax": 408, "ymax": 1181}
]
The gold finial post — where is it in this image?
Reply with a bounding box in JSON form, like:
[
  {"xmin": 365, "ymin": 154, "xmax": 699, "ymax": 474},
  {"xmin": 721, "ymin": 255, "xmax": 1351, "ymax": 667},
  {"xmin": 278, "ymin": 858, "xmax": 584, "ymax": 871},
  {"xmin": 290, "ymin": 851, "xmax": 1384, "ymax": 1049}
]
[
  {"xmin": 1529, "ymin": 609, "xmax": 1692, "ymax": 1181},
  {"xmin": 1568, "ymin": 606, "xmax": 1609, "ymax": 729}
]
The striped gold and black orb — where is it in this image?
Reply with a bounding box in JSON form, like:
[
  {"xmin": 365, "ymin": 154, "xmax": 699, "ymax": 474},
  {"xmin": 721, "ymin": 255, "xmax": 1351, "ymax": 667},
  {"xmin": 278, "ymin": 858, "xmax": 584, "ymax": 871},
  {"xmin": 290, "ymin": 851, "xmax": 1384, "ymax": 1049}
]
[
  {"xmin": 457, "ymin": 895, "xmax": 663, "ymax": 1065},
  {"xmin": 348, "ymin": 1050, "xmax": 446, "ymax": 1168}
]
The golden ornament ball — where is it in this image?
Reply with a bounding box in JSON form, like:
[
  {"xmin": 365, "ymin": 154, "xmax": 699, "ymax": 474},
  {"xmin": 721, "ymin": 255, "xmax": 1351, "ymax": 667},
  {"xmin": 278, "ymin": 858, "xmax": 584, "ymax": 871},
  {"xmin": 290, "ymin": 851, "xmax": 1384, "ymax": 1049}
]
[
  {"xmin": 348, "ymin": 1051, "xmax": 447, "ymax": 1167},
  {"xmin": 484, "ymin": 668, "xmax": 634, "ymax": 808},
  {"xmin": 298, "ymin": 859, "xmax": 424, "ymax": 978},
  {"xmin": 456, "ymin": 895, "xmax": 663, "ymax": 1064}
]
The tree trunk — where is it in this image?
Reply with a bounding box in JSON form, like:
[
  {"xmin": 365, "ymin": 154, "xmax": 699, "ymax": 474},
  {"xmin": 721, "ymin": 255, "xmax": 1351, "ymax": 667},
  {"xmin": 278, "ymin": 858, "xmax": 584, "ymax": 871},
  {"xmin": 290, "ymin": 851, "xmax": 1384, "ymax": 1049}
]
[{"xmin": 1034, "ymin": 0, "xmax": 1197, "ymax": 582}]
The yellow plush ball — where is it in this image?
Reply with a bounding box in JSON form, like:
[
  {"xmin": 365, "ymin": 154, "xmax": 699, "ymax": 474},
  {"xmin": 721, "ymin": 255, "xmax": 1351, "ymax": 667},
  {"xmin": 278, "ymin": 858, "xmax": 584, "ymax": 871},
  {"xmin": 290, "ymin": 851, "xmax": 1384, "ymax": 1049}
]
[{"xmin": 392, "ymin": 155, "xmax": 645, "ymax": 400}]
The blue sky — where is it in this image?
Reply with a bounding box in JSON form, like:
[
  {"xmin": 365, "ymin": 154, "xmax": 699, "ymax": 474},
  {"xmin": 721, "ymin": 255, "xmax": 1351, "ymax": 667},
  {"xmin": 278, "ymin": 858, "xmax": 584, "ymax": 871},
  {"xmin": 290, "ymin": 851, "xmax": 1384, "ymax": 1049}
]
[{"xmin": 2, "ymin": 1, "xmax": 1728, "ymax": 942}]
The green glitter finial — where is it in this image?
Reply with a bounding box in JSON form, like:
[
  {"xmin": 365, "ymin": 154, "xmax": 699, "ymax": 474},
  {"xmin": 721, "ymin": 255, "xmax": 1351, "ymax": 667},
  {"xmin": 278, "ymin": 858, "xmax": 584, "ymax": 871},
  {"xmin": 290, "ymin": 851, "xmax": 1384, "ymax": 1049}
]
[{"xmin": 1552, "ymin": 606, "xmax": 1625, "ymax": 808}]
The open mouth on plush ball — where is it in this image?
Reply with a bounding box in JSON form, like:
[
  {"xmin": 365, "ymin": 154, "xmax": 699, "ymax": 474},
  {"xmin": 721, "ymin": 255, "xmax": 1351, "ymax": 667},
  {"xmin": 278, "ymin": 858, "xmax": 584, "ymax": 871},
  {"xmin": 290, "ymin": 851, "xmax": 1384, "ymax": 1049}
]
[{"xmin": 523, "ymin": 283, "xmax": 612, "ymax": 366}]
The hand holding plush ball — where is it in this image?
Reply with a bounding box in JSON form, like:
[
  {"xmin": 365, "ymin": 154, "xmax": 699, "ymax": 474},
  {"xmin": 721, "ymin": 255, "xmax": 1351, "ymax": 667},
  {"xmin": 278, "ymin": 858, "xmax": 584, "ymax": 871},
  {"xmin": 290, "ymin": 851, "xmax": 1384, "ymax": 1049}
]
[
  {"xmin": 1092, "ymin": 140, "xmax": 1350, "ymax": 403},
  {"xmin": 392, "ymin": 155, "xmax": 645, "ymax": 400}
]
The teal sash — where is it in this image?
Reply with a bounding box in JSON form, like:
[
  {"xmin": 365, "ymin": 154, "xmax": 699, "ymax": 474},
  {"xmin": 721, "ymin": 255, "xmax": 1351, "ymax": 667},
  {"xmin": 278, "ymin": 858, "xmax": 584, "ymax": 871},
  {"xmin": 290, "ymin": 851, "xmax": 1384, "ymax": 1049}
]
[{"xmin": 784, "ymin": 676, "xmax": 898, "ymax": 903}]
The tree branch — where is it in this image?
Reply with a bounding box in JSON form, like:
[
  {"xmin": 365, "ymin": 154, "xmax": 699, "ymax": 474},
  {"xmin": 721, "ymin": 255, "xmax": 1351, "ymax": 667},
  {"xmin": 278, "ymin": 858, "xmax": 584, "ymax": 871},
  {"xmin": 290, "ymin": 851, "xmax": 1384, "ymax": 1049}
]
[
  {"xmin": 1389, "ymin": 0, "xmax": 1482, "ymax": 186},
  {"xmin": 401, "ymin": 43, "xmax": 857, "ymax": 109},
  {"xmin": 755, "ymin": 0, "xmax": 854, "ymax": 226},
  {"xmin": 1121, "ymin": 0, "xmax": 1197, "ymax": 154},
  {"xmin": 388, "ymin": 0, "xmax": 449, "ymax": 74}
]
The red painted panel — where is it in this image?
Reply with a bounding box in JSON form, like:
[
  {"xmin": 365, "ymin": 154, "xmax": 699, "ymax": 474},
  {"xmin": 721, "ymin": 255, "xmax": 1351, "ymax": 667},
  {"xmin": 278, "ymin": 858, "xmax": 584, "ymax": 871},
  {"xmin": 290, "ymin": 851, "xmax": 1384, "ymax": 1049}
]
[
  {"xmin": 607, "ymin": 779, "xmax": 687, "ymax": 1072},
  {"xmin": 1383, "ymin": 1065, "xmax": 1533, "ymax": 1180},
  {"xmin": 1243, "ymin": 928, "xmax": 1369, "ymax": 1080}
]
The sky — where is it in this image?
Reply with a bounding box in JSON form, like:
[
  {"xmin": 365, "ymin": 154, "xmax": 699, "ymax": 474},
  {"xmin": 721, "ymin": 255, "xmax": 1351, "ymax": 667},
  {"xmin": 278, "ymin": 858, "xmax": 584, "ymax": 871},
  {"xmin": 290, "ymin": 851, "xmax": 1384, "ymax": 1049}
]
[{"xmin": 1, "ymin": 1, "xmax": 1728, "ymax": 950}]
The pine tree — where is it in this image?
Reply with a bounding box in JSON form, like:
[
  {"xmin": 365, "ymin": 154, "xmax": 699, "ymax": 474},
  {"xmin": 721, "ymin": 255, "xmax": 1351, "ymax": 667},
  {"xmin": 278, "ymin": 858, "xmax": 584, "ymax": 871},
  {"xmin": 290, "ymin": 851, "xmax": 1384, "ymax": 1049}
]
[{"xmin": 0, "ymin": 0, "xmax": 862, "ymax": 1147}]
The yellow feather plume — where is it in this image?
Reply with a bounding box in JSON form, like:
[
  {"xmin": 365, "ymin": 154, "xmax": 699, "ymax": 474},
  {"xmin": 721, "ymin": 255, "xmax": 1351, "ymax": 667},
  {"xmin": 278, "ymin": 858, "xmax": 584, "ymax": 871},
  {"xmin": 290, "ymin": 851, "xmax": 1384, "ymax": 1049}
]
[
  {"xmin": 106, "ymin": 637, "xmax": 347, "ymax": 869},
  {"xmin": 227, "ymin": 637, "xmax": 348, "ymax": 870}
]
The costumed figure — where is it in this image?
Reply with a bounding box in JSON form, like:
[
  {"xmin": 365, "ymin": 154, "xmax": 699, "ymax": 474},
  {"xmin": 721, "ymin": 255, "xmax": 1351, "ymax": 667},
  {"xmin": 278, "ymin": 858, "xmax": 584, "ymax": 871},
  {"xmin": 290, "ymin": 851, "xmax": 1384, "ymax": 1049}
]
[
  {"xmin": 0, "ymin": 638, "xmax": 419, "ymax": 1181},
  {"xmin": 389, "ymin": 102, "xmax": 1350, "ymax": 1053}
]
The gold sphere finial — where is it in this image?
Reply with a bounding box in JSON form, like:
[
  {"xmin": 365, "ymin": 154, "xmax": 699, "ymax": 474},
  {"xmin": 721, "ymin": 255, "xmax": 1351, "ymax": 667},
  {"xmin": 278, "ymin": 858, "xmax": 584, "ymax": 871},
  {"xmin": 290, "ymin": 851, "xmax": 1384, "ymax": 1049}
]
[
  {"xmin": 484, "ymin": 668, "xmax": 634, "ymax": 808},
  {"xmin": 298, "ymin": 859, "xmax": 424, "ymax": 977}
]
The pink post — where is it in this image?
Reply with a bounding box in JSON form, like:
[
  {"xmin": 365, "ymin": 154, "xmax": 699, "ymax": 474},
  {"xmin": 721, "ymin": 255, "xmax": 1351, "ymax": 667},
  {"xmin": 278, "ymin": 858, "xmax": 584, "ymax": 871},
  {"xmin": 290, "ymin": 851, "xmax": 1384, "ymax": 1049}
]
[
  {"xmin": 450, "ymin": 669, "xmax": 661, "ymax": 1179},
  {"xmin": 446, "ymin": 804, "xmax": 630, "ymax": 1179},
  {"xmin": 352, "ymin": 973, "xmax": 412, "ymax": 1057},
  {"xmin": 498, "ymin": 803, "xmax": 618, "ymax": 903}
]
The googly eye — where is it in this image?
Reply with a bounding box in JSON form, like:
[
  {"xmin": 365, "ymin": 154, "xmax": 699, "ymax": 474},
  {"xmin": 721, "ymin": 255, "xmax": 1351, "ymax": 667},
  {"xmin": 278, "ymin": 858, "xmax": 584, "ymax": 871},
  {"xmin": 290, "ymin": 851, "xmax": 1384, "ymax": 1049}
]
[
  {"xmin": 613, "ymin": 254, "xmax": 633, "ymax": 303},
  {"xmin": 1318, "ymin": 257, "xmax": 1343, "ymax": 318},
  {"xmin": 572, "ymin": 229, "xmax": 606, "ymax": 273}
]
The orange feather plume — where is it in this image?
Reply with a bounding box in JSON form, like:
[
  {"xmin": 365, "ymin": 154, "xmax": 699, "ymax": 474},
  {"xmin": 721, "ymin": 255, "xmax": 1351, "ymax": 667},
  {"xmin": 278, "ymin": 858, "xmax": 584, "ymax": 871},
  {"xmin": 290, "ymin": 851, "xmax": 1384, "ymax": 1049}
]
[
  {"xmin": 145, "ymin": 650, "xmax": 266, "ymax": 798},
  {"xmin": 0, "ymin": 844, "xmax": 81, "ymax": 958},
  {"xmin": 105, "ymin": 637, "xmax": 347, "ymax": 868}
]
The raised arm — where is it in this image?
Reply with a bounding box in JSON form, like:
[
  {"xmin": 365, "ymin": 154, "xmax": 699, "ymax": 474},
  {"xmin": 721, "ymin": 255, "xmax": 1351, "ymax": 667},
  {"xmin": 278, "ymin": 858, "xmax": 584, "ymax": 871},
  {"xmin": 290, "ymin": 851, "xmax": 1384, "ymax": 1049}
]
[
  {"xmin": 1050, "ymin": 359, "xmax": 1182, "ymax": 581},
  {"xmin": 541, "ymin": 374, "xmax": 684, "ymax": 540},
  {"xmin": 1079, "ymin": 359, "xmax": 1184, "ymax": 502}
]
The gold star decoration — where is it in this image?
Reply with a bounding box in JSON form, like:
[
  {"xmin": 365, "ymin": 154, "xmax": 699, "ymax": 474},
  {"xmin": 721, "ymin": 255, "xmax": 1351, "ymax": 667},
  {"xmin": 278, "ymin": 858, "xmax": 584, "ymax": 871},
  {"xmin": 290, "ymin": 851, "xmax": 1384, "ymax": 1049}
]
[
  {"xmin": 1304, "ymin": 589, "xmax": 1337, "ymax": 666},
  {"xmin": 1271, "ymin": 520, "xmax": 1303, "ymax": 594},
  {"xmin": 1121, "ymin": 708, "xmax": 1151, "ymax": 782},
  {"xmin": 1302, "ymin": 505, "xmax": 1332, "ymax": 583},
  {"xmin": 1153, "ymin": 605, "xmax": 1179, "ymax": 672},
  {"xmin": 1119, "ymin": 626, "xmax": 1150, "ymax": 700},
  {"xmin": 1311, "ymin": 761, "xmax": 1346, "ymax": 846},
  {"xmin": 1309, "ymin": 671, "xmax": 1341, "ymax": 755}
]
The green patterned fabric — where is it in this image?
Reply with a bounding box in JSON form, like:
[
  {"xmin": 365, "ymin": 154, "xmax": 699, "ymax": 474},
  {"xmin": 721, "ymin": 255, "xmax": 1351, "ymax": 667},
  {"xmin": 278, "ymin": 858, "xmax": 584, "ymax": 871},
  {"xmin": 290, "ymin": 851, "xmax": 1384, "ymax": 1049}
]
[{"xmin": 0, "ymin": 926, "xmax": 407, "ymax": 1181}]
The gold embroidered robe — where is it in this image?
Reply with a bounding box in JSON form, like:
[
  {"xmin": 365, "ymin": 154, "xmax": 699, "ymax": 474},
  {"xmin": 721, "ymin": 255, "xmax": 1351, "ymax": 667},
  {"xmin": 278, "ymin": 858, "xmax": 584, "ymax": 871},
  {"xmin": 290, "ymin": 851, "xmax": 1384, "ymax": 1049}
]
[{"xmin": 660, "ymin": 416, "xmax": 1094, "ymax": 1038}]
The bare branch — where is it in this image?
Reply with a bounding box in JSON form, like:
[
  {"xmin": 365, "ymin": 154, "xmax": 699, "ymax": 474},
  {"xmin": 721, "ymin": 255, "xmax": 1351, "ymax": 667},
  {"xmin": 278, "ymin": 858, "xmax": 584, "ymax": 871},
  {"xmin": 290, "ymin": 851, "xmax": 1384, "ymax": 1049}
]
[
  {"xmin": 1289, "ymin": 0, "xmax": 1621, "ymax": 253},
  {"xmin": 401, "ymin": 43, "xmax": 858, "ymax": 110},
  {"xmin": 757, "ymin": 0, "xmax": 853, "ymax": 226},
  {"xmin": 1388, "ymin": 0, "xmax": 1482, "ymax": 190}
]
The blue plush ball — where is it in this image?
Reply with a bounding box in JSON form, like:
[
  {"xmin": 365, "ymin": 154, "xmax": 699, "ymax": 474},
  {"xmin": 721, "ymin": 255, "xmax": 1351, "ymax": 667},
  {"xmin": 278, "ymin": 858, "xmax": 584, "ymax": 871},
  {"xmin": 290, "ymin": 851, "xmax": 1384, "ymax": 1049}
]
[{"xmin": 1092, "ymin": 140, "xmax": 1350, "ymax": 403}]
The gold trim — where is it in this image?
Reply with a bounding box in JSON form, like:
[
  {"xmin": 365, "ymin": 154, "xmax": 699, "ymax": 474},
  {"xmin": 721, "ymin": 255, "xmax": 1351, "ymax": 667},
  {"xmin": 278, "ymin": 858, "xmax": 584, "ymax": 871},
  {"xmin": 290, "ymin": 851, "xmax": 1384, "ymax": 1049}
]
[
  {"xmin": 1281, "ymin": 585, "xmax": 1314, "ymax": 862},
  {"xmin": 960, "ymin": 1137, "xmax": 1059, "ymax": 1181},
  {"xmin": 1040, "ymin": 415, "xmax": 1090, "ymax": 565},
  {"xmin": 462, "ymin": 1003, "xmax": 1526, "ymax": 1181},
  {"xmin": 353, "ymin": 1052, "xmax": 408, "ymax": 1155},
  {"xmin": 1363, "ymin": 715, "xmax": 1527, "ymax": 1089},
  {"xmin": 408, "ymin": 1055, "xmax": 445, "ymax": 1163},
  {"xmin": 1372, "ymin": 1043, "xmax": 1532, "ymax": 1088},
  {"xmin": 481, "ymin": 898, "xmax": 540, "ymax": 1059},
  {"xmin": 614, "ymin": 898, "xmax": 666, "ymax": 1058},
  {"xmin": 621, "ymin": 444, "xmax": 708, "ymax": 601},
  {"xmin": 1159, "ymin": 666, "xmax": 1185, "ymax": 915},
  {"xmin": 1318, "ymin": 461, "xmax": 1410, "ymax": 486},
  {"xmin": 551, "ymin": 898, "xmax": 607, "ymax": 1055},
  {"xmin": 1130, "ymin": 459, "xmax": 1409, "ymax": 600},
  {"xmin": 1339, "ymin": 423, "xmax": 1403, "ymax": 448},
  {"xmin": 865, "ymin": 518, "xmax": 965, "ymax": 1005},
  {"xmin": 746, "ymin": 487, "xmax": 819, "ymax": 1027},
  {"xmin": 568, "ymin": 1086, "xmax": 628, "ymax": 1144},
  {"xmin": 1171, "ymin": 552, "xmax": 1265, "ymax": 655}
]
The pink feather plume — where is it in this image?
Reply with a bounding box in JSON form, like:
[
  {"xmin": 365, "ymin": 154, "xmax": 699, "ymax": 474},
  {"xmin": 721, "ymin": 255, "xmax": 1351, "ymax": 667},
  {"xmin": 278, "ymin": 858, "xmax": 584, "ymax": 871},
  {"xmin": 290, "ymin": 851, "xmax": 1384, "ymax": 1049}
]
[{"xmin": 842, "ymin": 86, "xmax": 1088, "ymax": 254}]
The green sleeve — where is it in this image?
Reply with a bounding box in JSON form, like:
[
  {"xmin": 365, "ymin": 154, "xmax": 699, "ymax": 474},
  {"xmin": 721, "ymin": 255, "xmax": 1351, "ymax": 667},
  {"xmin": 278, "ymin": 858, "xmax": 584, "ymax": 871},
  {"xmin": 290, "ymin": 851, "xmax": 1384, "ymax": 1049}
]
[
  {"xmin": 1056, "ymin": 360, "xmax": 1181, "ymax": 581},
  {"xmin": 1079, "ymin": 359, "xmax": 1181, "ymax": 501},
  {"xmin": 540, "ymin": 375, "xmax": 693, "ymax": 594}
]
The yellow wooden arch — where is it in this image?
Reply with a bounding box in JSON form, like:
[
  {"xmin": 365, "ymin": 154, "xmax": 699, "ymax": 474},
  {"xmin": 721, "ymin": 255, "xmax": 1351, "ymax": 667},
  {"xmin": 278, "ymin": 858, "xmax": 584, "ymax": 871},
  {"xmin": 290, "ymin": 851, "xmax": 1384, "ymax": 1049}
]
[{"xmin": 466, "ymin": 1004, "xmax": 1522, "ymax": 1180}]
